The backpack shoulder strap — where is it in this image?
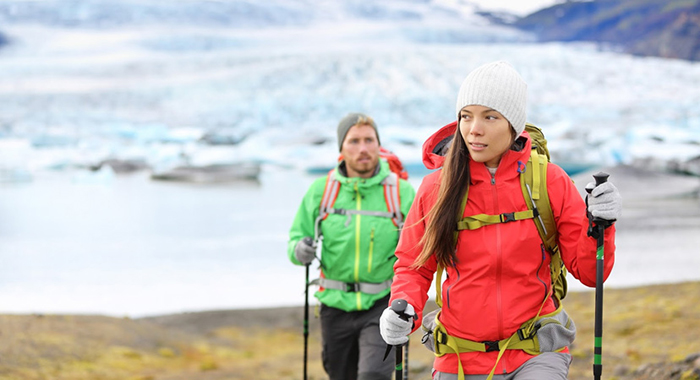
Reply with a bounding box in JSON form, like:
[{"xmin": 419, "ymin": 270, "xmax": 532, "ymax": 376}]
[
  {"xmin": 381, "ymin": 172, "xmax": 403, "ymax": 230},
  {"xmin": 450, "ymin": 149, "xmax": 567, "ymax": 301},
  {"xmin": 315, "ymin": 170, "xmax": 404, "ymax": 239},
  {"xmin": 319, "ymin": 169, "xmax": 341, "ymax": 218},
  {"xmin": 315, "ymin": 169, "xmax": 341, "ymax": 241},
  {"xmin": 520, "ymin": 150, "xmax": 556, "ymax": 249},
  {"xmin": 520, "ymin": 149, "xmax": 567, "ymax": 301}
]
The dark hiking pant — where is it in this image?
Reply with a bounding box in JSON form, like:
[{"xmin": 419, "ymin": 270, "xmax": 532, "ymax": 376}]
[{"xmin": 320, "ymin": 295, "xmax": 394, "ymax": 380}]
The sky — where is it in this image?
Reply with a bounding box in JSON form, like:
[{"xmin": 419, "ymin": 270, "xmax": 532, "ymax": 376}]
[{"xmin": 470, "ymin": 0, "xmax": 561, "ymax": 16}]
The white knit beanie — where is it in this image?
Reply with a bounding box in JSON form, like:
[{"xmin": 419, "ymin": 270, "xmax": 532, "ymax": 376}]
[{"xmin": 455, "ymin": 61, "xmax": 528, "ymax": 136}]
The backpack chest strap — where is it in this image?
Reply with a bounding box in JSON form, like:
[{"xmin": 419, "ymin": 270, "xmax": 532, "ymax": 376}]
[
  {"xmin": 311, "ymin": 278, "xmax": 392, "ymax": 294},
  {"xmin": 457, "ymin": 209, "xmax": 538, "ymax": 231},
  {"xmin": 322, "ymin": 208, "xmax": 399, "ymax": 227},
  {"xmin": 318, "ymin": 171, "xmax": 403, "ymax": 229}
]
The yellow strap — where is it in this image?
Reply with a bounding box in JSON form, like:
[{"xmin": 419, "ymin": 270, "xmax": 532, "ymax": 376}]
[
  {"xmin": 432, "ymin": 312, "xmax": 533, "ymax": 380},
  {"xmin": 435, "ymin": 265, "xmax": 443, "ymax": 308},
  {"xmin": 454, "ymin": 185, "xmax": 469, "ymax": 240},
  {"xmin": 456, "ymin": 210, "xmax": 536, "ymax": 230},
  {"xmin": 432, "ymin": 286, "xmax": 564, "ymax": 380},
  {"xmin": 485, "ymin": 335, "xmax": 515, "ymax": 380},
  {"xmin": 531, "ymin": 150, "xmax": 541, "ymax": 200},
  {"xmin": 436, "ymin": 150, "xmax": 562, "ymax": 378},
  {"xmin": 435, "ymin": 327, "xmax": 540, "ymax": 354},
  {"xmin": 432, "ymin": 311, "xmax": 466, "ymax": 380}
]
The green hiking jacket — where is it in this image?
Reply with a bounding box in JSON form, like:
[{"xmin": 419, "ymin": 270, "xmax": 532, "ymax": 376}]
[{"xmin": 288, "ymin": 159, "xmax": 416, "ymax": 312}]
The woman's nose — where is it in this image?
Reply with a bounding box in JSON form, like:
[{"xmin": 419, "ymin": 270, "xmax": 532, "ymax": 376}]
[{"xmin": 469, "ymin": 121, "xmax": 484, "ymax": 135}]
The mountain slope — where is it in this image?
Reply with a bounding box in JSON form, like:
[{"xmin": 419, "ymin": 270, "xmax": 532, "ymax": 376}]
[{"xmin": 514, "ymin": 0, "xmax": 700, "ymax": 61}]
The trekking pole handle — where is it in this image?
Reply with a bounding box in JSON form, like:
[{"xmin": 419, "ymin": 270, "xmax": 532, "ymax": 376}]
[
  {"xmin": 593, "ymin": 172, "xmax": 609, "ymax": 187},
  {"xmin": 586, "ymin": 172, "xmax": 612, "ymax": 226},
  {"xmin": 306, "ymin": 233, "xmax": 326, "ymax": 270},
  {"xmin": 585, "ymin": 172, "xmax": 609, "ymax": 194},
  {"xmin": 391, "ymin": 299, "xmax": 409, "ymax": 322},
  {"xmin": 390, "ymin": 299, "xmax": 416, "ymax": 322}
]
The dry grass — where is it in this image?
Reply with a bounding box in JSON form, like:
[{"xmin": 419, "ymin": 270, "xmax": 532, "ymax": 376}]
[
  {"xmin": 1, "ymin": 281, "xmax": 699, "ymax": 380},
  {"xmin": 401, "ymin": 282, "xmax": 700, "ymax": 380}
]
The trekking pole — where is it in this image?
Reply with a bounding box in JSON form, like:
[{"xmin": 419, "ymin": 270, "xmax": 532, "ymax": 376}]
[
  {"xmin": 304, "ymin": 220, "xmax": 323, "ymax": 380},
  {"xmin": 304, "ymin": 219, "xmax": 324, "ymax": 380},
  {"xmin": 585, "ymin": 172, "xmax": 611, "ymax": 380},
  {"xmin": 403, "ymin": 334, "xmax": 409, "ymax": 380},
  {"xmin": 382, "ymin": 299, "xmax": 414, "ymax": 380},
  {"xmin": 303, "ymin": 261, "xmax": 310, "ymax": 380}
]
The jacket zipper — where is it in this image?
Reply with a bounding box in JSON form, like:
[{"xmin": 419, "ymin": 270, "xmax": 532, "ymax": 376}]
[
  {"xmin": 354, "ymin": 182, "xmax": 362, "ymax": 310},
  {"xmin": 492, "ymin": 173, "xmax": 507, "ymax": 373},
  {"xmin": 368, "ymin": 228, "xmax": 375, "ymax": 273},
  {"xmin": 492, "ymin": 176, "xmax": 504, "ymax": 337}
]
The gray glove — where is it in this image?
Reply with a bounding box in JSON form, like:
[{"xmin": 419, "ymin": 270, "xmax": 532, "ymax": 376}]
[
  {"xmin": 294, "ymin": 237, "xmax": 316, "ymax": 265},
  {"xmin": 379, "ymin": 302, "xmax": 415, "ymax": 345},
  {"xmin": 587, "ymin": 181, "xmax": 622, "ymax": 221}
]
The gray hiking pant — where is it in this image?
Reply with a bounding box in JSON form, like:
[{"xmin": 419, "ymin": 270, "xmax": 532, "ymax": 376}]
[
  {"xmin": 320, "ymin": 295, "xmax": 394, "ymax": 380},
  {"xmin": 433, "ymin": 352, "xmax": 572, "ymax": 380}
]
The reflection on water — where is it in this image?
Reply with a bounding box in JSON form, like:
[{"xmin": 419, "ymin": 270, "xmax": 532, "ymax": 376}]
[{"xmin": 0, "ymin": 168, "xmax": 315, "ymax": 317}]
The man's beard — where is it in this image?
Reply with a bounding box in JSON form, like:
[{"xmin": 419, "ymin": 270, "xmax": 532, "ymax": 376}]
[{"xmin": 348, "ymin": 157, "xmax": 377, "ymax": 176}]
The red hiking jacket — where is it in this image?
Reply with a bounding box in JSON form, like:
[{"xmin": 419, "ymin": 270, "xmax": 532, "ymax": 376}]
[{"xmin": 390, "ymin": 122, "xmax": 616, "ymax": 375}]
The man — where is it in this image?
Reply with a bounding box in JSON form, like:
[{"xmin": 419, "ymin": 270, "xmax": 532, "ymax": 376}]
[{"xmin": 288, "ymin": 112, "xmax": 416, "ymax": 380}]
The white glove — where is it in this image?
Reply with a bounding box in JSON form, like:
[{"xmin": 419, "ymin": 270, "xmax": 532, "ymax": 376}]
[
  {"xmin": 379, "ymin": 303, "xmax": 415, "ymax": 345},
  {"xmin": 587, "ymin": 181, "xmax": 622, "ymax": 221},
  {"xmin": 294, "ymin": 237, "xmax": 316, "ymax": 265}
]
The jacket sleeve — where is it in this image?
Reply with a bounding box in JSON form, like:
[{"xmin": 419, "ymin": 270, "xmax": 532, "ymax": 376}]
[
  {"xmin": 287, "ymin": 178, "xmax": 323, "ymax": 266},
  {"xmin": 548, "ymin": 165, "xmax": 616, "ymax": 287},
  {"xmin": 390, "ymin": 174, "xmax": 439, "ymax": 328}
]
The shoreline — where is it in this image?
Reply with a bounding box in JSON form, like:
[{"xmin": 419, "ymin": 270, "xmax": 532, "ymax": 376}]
[{"xmin": 1, "ymin": 280, "xmax": 698, "ymax": 380}]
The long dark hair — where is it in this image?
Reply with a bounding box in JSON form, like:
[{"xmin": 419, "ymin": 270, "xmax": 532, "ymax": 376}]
[{"xmin": 412, "ymin": 122, "xmax": 470, "ymax": 269}]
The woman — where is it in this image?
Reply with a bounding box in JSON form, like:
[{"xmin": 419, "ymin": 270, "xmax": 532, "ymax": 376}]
[{"xmin": 379, "ymin": 61, "xmax": 621, "ymax": 379}]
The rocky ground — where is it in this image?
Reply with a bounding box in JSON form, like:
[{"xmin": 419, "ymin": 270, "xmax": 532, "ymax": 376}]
[{"xmin": 1, "ymin": 280, "xmax": 699, "ymax": 380}]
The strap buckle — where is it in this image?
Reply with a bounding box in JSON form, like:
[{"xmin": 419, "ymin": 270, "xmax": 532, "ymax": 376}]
[
  {"xmin": 517, "ymin": 327, "xmax": 535, "ymax": 341},
  {"xmin": 436, "ymin": 330, "xmax": 448, "ymax": 345},
  {"xmin": 500, "ymin": 212, "xmax": 516, "ymax": 223},
  {"xmin": 345, "ymin": 282, "xmax": 360, "ymax": 292},
  {"xmin": 483, "ymin": 340, "xmax": 500, "ymax": 352},
  {"xmin": 434, "ymin": 329, "xmax": 448, "ymax": 356}
]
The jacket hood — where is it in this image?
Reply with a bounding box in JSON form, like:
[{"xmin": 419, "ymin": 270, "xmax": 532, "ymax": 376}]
[
  {"xmin": 422, "ymin": 121, "xmax": 457, "ymax": 170},
  {"xmin": 421, "ymin": 120, "xmax": 531, "ymax": 171}
]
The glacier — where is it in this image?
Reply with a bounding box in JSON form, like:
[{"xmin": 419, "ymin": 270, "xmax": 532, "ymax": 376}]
[{"xmin": 0, "ymin": 0, "xmax": 698, "ymax": 316}]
